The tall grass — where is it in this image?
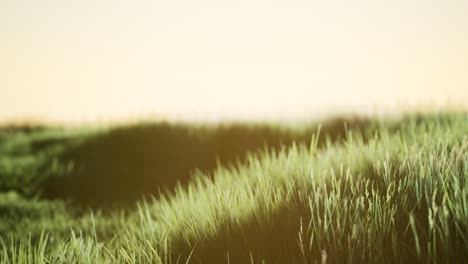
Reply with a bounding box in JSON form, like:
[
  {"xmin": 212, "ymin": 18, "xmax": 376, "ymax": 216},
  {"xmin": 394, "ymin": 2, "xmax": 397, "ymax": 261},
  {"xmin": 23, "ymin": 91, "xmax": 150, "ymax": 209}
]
[{"xmin": 0, "ymin": 113, "xmax": 466, "ymax": 263}]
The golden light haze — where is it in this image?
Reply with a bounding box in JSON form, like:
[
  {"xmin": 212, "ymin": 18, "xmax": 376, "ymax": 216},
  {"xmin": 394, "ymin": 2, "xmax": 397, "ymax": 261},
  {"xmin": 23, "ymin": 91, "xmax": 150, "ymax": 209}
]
[{"xmin": 1, "ymin": 0, "xmax": 467, "ymax": 123}]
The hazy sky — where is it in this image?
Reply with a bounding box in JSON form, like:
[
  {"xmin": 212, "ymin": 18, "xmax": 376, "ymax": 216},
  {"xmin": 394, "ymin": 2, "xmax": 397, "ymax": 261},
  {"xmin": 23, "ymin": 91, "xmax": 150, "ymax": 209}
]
[{"xmin": 1, "ymin": 0, "xmax": 467, "ymax": 123}]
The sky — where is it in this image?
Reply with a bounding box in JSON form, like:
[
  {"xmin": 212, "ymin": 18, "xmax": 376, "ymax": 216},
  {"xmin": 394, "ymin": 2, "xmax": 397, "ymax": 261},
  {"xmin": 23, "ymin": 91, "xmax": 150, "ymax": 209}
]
[{"xmin": 1, "ymin": 0, "xmax": 467, "ymax": 123}]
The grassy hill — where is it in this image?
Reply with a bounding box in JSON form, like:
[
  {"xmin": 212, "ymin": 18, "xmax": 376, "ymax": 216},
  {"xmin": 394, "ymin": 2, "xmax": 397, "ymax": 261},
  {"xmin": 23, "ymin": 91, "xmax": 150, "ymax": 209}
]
[{"xmin": 0, "ymin": 113, "xmax": 466, "ymax": 263}]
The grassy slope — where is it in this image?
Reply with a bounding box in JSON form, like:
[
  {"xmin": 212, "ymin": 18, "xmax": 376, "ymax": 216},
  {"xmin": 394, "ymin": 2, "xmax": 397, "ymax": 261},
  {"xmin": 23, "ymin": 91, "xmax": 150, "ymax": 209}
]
[
  {"xmin": 0, "ymin": 113, "xmax": 466, "ymax": 263},
  {"xmin": 0, "ymin": 116, "xmax": 370, "ymax": 238}
]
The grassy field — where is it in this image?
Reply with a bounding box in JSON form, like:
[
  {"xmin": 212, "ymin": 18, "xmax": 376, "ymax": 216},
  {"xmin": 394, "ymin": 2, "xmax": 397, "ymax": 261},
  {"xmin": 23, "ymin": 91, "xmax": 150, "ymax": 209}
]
[{"xmin": 0, "ymin": 113, "xmax": 466, "ymax": 263}]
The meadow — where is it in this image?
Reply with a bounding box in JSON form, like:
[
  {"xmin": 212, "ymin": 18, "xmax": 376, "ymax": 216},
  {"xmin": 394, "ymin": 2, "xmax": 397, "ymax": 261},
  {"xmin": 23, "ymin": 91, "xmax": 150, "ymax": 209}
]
[{"xmin": 0, "ymin": 112, "xmax": 466, "ymax": 263}]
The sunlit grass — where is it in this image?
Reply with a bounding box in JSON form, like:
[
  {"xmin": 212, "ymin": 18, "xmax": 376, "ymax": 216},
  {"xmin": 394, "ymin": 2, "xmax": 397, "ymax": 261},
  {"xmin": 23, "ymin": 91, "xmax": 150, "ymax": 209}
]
[{"xmin": 0, "ymin": 113, "xmax": 466, "ymax": 263}]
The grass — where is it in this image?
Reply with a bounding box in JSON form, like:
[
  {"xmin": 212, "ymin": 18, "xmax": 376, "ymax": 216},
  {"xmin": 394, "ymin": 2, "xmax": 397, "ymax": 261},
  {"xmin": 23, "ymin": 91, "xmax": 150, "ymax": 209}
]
[{"xmin": 0, "ymin": 112, "xmax": 466, "ymax": 263}]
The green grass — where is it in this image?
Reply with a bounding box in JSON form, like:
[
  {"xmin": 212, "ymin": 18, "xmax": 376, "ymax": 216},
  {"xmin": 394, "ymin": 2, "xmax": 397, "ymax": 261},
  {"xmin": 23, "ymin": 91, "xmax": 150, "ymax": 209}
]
[{"xmin": 0, "ymin": 113, "xmax": 466, "ymax": 263}]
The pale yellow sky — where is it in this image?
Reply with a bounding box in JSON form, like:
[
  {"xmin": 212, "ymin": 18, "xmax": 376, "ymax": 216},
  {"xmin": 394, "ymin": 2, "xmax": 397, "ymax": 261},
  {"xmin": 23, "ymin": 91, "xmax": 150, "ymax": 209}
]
[{"xmin": 1, "ymin": 0, "xmax": 467, "ymax": 123}]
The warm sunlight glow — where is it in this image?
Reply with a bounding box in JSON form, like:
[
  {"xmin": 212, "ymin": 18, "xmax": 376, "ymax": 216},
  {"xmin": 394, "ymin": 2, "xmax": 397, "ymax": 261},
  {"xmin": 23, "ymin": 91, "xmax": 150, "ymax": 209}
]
[{"xmin": 1, "ymin": 0, "xmax": 467, "ymax": 123}]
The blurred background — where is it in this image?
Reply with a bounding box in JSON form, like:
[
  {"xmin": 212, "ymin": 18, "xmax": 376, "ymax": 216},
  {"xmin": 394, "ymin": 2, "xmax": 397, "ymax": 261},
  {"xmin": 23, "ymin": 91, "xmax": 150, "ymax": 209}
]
[{"xmin": 1, "ymin": 0, "xmax": 467, "ymax": 124}]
